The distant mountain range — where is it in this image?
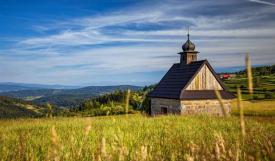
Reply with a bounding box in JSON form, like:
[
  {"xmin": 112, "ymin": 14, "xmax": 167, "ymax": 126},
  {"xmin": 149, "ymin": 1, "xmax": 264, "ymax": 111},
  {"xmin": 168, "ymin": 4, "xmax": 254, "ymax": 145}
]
[
  {"xmin": 0, "ymin": 84, "xmax": 142, "ymax": 108},
  {"xmin": 0, "ymin": 82, "xmax": 80, "ymax": 93}
]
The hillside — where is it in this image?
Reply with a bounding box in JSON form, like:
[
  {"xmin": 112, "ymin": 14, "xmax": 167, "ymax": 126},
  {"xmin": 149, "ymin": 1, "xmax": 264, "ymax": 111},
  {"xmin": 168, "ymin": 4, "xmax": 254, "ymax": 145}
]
[
  {"xmin": 224, "ymin": 74, "xmax": 275, "ymax": 99},
  {"xmin": 0, "ymin": 85, "xmax": 142, "ymax": 108},
  {"xmin": 0, "ymin": 96, "xmax": 46, "ymax": 119}
]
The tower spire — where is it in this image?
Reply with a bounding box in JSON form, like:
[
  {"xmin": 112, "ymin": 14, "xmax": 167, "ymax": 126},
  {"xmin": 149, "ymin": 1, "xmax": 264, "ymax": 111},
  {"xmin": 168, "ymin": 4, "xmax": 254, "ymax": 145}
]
[
  {"xmin": 187, "ymin": 26, "xmax": 190, "ymax": 40},
  {"xmin": 182, "ymin": 26, "xmax": 195, "ymax": 52},
  {"xmin": 178, "ymin": 27, "xmax": 199, "ymax": 65}
]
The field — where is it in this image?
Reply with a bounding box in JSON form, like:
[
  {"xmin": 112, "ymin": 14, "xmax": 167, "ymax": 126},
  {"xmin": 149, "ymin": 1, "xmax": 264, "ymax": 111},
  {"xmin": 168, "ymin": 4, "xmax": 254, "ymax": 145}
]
[
  {"xmin": 0, "ymin": 113, "xmax": 274, "ymax": 161},
  {"xmin": 232, "ymin": 100, "xmax": 275, "ymax": 117},
  {"xmin": 224, "ymin": 74, "xmax": 275, "ymax": 100}
]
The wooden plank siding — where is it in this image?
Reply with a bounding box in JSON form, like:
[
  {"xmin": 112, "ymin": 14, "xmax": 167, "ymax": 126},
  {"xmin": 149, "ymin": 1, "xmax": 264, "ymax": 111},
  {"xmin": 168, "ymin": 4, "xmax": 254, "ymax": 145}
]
[{"xmin": 186, "ymin": 64, "xmax": 223, "ymax": 90}]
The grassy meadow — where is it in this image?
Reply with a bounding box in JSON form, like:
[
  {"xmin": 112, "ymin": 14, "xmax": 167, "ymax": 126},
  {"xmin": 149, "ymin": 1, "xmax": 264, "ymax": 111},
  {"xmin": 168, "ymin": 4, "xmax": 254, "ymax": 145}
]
[
  {"xmin": 231, "ymin": 99, "xmax": 275, "ymax": 117},
  {"xmin": 224, "ymin": 74, "xmax": 275, "ymax": 100},
  {"xmin": 1, "ymin": 93, "xmax": 274, "ymax": 161},
  {"xmin": 0, "ymin": 114, "xmax": 274, "ymax": 161}
]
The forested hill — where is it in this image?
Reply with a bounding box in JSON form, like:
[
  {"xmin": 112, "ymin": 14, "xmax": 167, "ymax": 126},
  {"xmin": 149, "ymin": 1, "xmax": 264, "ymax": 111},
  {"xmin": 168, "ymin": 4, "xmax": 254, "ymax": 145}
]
[
  {"xmin": 236, "ymin": 64, "xmax": 275, "ymax": 75},
  {"xmin": 0, "ymin": 96, "xmax": 46, "ymax": 119},
  {"xmin": 0, "ymin": 85, "xmax": 142, "ymax": 108}
]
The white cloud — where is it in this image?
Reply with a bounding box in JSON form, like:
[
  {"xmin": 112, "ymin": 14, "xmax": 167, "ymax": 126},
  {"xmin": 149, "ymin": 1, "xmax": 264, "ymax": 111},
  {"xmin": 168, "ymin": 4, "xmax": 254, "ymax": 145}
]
[
  {"xmin": 18, "ymin": 0, "xmax": 275, "ymax": 48},
  {"xmin": 1, "ymin": 0, "xmax": 275, "ymax": 84},
  {"xmin": 249, "ymin": 0, "xmax": 275, "ymax": 6}
]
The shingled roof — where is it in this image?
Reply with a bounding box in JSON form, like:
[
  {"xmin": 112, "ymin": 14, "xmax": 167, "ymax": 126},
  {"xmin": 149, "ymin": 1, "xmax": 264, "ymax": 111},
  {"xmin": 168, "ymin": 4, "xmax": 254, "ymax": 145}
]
[
  {"xmin": 148, "ymin": 60, "xmax": 235, "ymax": 100},
  {"xmin": 181, "ymin": 90, "xmax": 235, "ymax": 100}
]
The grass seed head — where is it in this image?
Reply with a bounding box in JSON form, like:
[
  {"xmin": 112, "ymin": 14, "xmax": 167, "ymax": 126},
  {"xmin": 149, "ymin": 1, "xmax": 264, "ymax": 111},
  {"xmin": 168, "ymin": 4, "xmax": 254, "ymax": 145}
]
[
  {"xmin": 237, "ymin": 88, "xmax": 246, "ymax": 140},
  {"xmin": 101, "ymin": 137, "xmax": 107, "ymax": 158},
  {"xmin": 214, "ymin": 89, "xmax": 227, "ymax": 117},
  {"xmin": 140, "ymin": 145, "xmax": 147, "ymax": 161},
  {"xmin": 125, "ymin": 89, "xmax": 131, "ymax": 114},
  {"xmin": 245, "ymin": 53, "xmax": 254, "ymax": 95},
  {"xmin": 50, "ymin": 126, "xmax": 60, "ymax": 161},
  {"xmin": 84, "ymin": 119, "xmax": 92, "ymax": 137}
]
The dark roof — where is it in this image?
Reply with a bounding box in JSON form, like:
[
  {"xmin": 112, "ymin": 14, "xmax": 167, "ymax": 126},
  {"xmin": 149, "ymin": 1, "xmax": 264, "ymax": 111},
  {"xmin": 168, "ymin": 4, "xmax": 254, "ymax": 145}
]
[
  {"xmin": 148, "ymin": 60, "xmax": 235, "ymax": 100},
  {"xmin": 180, "ymin": 90, "xmax": 235, "ymax": 100},
  {"xmin": 149, "ymin": 60, "xmax": 205, "ymax": 99}
]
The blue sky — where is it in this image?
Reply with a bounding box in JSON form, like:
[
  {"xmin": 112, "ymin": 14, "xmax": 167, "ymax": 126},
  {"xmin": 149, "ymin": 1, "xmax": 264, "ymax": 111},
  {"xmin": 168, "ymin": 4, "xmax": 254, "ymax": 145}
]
[{"xmin": 0, "ymin": 0, "xmax": 275, "ymax": 86}]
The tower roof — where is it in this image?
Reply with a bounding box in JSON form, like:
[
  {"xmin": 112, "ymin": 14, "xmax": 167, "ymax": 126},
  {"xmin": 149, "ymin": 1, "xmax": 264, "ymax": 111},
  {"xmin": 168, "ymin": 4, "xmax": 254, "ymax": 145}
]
[{"xmin": 182, "ymin": 33, "xmax": 196, "ymax": 51}]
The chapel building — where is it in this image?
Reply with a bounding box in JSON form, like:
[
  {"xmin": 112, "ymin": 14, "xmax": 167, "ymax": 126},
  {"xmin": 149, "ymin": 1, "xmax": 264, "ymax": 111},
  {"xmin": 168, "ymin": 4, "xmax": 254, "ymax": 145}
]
[{"xmin": 148, "ymin": 33, "xmax": 235, "ymax": 116}]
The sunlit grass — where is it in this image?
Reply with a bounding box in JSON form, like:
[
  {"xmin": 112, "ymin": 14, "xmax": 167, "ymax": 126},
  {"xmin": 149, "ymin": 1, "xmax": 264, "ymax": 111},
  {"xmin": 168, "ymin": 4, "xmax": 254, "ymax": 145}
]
[
  {"xmin": 0, "ymin": 115, "xmax": 274, "ymax": 160},
  {"xmin": 232, "ymin": 99, "xmax": 275, "ymax": 117}
]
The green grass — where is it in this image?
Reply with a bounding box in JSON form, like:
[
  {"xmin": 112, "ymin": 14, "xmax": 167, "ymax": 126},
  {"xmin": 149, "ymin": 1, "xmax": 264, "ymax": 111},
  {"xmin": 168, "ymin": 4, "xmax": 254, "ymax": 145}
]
[
  {"xmin": 224, "ymin": 74, "xmax": 275, "ymax": 100},
  {"xmin": 0, "ymin": 115, "xmax": 274, "ymax": 161},
  {"xmin": 232, "ymin": 100, "xmax": 275, "ymax": 117}
]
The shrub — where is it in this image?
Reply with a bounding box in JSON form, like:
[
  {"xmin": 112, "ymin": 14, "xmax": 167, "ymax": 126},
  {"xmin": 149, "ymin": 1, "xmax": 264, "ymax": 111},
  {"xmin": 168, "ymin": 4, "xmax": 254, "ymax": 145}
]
[
  {"xmin": 265, "ymin": 92, "xmax": 273, "ymax": 99},
  {"xmin": 253, "ymin": 95, "xmax": 259, "ymax": 100}
]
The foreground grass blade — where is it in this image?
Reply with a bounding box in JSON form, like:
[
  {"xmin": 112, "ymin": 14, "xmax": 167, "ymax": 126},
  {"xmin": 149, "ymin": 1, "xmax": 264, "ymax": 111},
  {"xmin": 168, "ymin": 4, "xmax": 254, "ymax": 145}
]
[{"xmin": 245, "ymin": 53, "xmax": 253, "ymax": 96}]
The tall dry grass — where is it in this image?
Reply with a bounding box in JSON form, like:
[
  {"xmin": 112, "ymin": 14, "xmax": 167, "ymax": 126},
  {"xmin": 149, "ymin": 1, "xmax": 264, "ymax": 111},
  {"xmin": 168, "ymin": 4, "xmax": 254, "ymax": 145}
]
[
  {"xmin": 125, "ymin": 89, "xmax": 130, "ymax": 114},
  {"xmin": 214, "ymin": 89, "xmax": 228, "ymax": 117},
  {"xmin": 245, "ymin": 53, "xmax": 253, "ymax": 95},
  {"xmin": 0, "ymin": 115, "xmax": 274, "ymax": 161},
  {"xmin": 237, "ymin": 88, "xmax": 245, "ymax": 147}
]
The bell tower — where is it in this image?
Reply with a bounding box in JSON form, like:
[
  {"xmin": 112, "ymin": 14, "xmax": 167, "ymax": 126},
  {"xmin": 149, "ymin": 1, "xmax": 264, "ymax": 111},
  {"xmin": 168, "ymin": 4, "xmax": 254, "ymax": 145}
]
[{"xmin": 178, "ymin": 29, "xmax": 199, "ymax": 66}]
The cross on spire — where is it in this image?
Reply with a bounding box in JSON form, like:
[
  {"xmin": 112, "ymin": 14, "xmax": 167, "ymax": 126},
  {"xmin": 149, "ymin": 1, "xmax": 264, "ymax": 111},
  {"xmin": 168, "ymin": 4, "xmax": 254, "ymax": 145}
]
[
  {"xmin": 180, "ymin": 26, "xmax": 199, "ymax": 64},
  {"xmin": 187, "ymin": 26, "xmax": 190, "ymax": 40}
]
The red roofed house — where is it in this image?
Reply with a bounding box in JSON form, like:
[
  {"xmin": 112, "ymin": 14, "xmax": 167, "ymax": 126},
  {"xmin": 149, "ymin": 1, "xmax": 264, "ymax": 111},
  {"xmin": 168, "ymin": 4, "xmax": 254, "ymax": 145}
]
[{"xmin": 148, "ymin": 33, "xmax": 235, "ymax": 116}]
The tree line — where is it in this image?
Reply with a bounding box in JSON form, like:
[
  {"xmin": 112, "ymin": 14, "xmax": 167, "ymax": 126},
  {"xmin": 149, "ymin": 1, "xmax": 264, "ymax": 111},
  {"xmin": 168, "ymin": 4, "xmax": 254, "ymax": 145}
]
[
  {"xmin": 69, "ymin": 85, "xmax": 155, "ymax": 116},
  {"xmin": 237, "ymin": 64, "xmax": 275, "ymax": 76}
]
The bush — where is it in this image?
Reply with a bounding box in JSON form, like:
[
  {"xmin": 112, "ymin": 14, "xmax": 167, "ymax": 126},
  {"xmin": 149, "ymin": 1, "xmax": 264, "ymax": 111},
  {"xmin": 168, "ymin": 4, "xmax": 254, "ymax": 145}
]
[
  {"xmin": 80, "ymin": 102, "xmax": 135, "ymax": 117},
  {"xmin": 265, "ymin": 92, "xmax": 273, "ymax": 99},
  {"xmin": 253, "ymin": 95, "xmax": 259, "ymax": 100},
  {"xmin": 141, "ymin": 96, "xmax": 151, "ymax": 115}
]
